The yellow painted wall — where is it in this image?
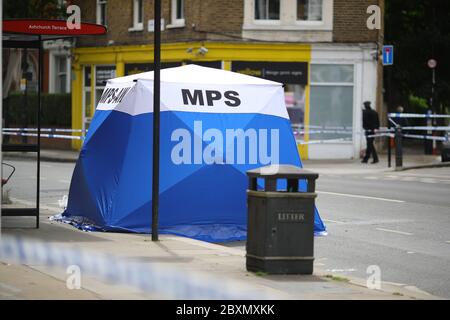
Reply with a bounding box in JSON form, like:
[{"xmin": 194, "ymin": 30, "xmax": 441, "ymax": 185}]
[{"xmin": 71, "ymin": 42, "xmax": 311, "ymax": 158}]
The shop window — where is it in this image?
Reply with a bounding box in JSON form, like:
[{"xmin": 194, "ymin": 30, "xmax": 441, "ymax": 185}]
[
  {"xmin": 285, "ymin": 84, "xmax": 306, "ymax": 142},
  {"xmin": 168, "ymin": 0, "xmax": 185, "ymax": 28},
  {"xmin": 310, "ymin": 64, "xmax": 354, "ymax": 142},
  {"xmin": 254, "ymin": 0, "xmax": 280, "ymax": 20},
  {"xmin": 297, "ymin": 0, "xmax": 323, "ymax": 21},
  {"xmin": 97, "ymin": 0, "xmax": 108, "ymax": 26},
  {"xmin": 95, "ymin": 66, "xmax": 116, "ymax": 106},
  {"xmin": 130, "ymin": 0, "xmax": 143, "ymax": 31}
]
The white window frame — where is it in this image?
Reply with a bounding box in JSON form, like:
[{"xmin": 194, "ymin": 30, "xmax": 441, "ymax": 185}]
[
  {"xmin": 129, "ymin": 0, "xmax": 144, "ymax": 31},
  {"xmin": 48, "ymin": 50, "xmax": 71, "ymax": 94},
  {"xmin": 243, "ymin": 0, "xmax": 333, "ymax": 31},
  {"xmin": 167, "ymin": 0, "xmax": 185, "ymax": 29},
  {"xmin": 96, "ymin": 0, "xmax": 108, "ymax": 26}
]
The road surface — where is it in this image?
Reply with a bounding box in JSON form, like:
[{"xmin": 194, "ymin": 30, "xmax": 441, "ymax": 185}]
[{"xmin": 2, "ymin": 158, "xmax": 450, "ymax": 298}]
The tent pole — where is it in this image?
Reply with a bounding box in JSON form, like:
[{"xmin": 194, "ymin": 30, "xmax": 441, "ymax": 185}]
[{"xmin": 152, "ymin": 0, "xmax": 161, "ymax": 241}]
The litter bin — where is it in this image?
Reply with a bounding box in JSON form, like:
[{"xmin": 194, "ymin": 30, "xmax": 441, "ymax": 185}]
[{"xmin": 246, "ymin": 164, "xmax": 318, "ymax": 275}]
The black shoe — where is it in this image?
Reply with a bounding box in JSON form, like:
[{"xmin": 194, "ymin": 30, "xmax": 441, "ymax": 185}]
[
  {"xmin": 371, "ymin": 160, "xmax": 379, "ymax": 164},
  {"xmin": 361, "ymin": 160, "xmax": 368, "ymax": 164}
]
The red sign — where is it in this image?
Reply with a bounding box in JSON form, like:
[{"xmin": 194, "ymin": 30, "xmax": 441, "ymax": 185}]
[
  {"xmin": 428, "ymin": 59, "xmax": 437, "ymax": 69},
  {"xmin": 3, "ymin": 19, "xmax": 107, "ymax": 36}
]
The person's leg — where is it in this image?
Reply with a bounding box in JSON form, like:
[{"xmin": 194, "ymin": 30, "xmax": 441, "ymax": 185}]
[
  {"xmin": 362, "ymin": 137, "xmax": 372, "ymax": 163},
  {"xmin": 372, "ymin": 138, "xmax": 379, "ymax": 163}
]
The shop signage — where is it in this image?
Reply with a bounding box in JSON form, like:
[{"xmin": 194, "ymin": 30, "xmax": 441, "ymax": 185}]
[
  {"xmin": 232, "ymin": 61, "xmax": 308, "ymax": 85},
  {"xmin": 3, "ymin": 19, "xmax": 107, "ymax": 36},
  {"xmin": 125, "ymin": 62, "xmax": 182, "ymax": 76}
]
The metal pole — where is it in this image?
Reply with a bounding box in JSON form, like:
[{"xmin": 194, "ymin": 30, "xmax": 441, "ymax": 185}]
[
  {"xmin": 395, "ymin": 126, "xmax": 403, "ymax": 171},
  {"xmin": 0, "ymin": 5, "xmax": 3, "ymax": 235},
  {"xmin": 37, "ymin": 36, "xmax": 42, "ymax": 228},
  {"xmin": 22, "ymin": 48, "xmax": 28, "ymax": 144},
  {"xmin": 387, "ymin": 133, "xmax": 391, "ymax": 168},
  {"xmin": 152, "ymin": 0, "xmax": 161, "ymax": 241}
]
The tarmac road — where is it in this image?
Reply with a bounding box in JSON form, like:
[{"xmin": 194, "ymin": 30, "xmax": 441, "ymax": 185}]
[
  {"xmin": 229, "ymin": 166, "xmax": 450, "ymax": 299},
  {"xmin": 2, "ymin": 158, "xmax": 450, "ymax": 298}
]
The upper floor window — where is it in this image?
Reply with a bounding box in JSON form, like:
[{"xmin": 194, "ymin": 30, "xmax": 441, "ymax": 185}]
[
  {"xmin": 255, "ymin": 0, "xmax": 280, "ymax": 20},
  {"xmin": 130, "ymin": 0, "xmax": 143, "ymax": 31},
  {"xmin": 169, "ymin": 0, "xmax": 185, "ymax": 27},
  {"xmin": 243, "ymin": 0, "xmax": 333, "ymax": 33},
  {"xmin": 97, "ymin": 0, "xmax": 107, "ymax": 26},
  {"xmin": 297, "ymin": 0, "xmax": 323, "ymax": 21}
]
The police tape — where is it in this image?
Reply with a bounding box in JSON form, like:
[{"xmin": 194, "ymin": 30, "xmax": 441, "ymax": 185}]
[
  {"xmin": 367, "ymin": 133, "xmax": 394, "ymax": 138},
  {"xmin": 366, "ymin": 132, "xmax": 449, "ymax": 142},
  {"xmin": 297, "ymin": 138, "xmax": 353, "ymax": 145},
  {"xmin": 295, "ymin": 130, "xmax": 354, "ymax": 135},
  {"xmin": 0, "ymin": 235, "xmax": 271, "ymax": 299},
  {"xmin": 3, "ymin": 132, "xmax": 85, "ymax": 140},
  {"xmin": 294, "ymin": 125, "xmax": 354, "ymax": 130},
  {"xmin": 298, "ymin": 133, "xmax": 447, "ymax": 145},
  {"xmin": 401, "ymin": 126, "xmax": 450, "ymax": 131},
  {"xmin": 3, "ymin": 128, "xmax": 87, "ymax": 133},
  {"xmin": 389, "ymin": 113, "xmax": 450, "ymax": 119},
  {"xmin": 403, "ymin": 133, "xmax": 449, "ymax": 142}
]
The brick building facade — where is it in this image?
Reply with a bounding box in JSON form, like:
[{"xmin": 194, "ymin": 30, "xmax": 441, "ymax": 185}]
[{"xmin": 71, "ymin": 0, "xmax": 385, "ymax": 159}]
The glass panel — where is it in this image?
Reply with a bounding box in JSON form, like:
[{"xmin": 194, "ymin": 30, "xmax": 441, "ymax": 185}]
[
  {"xmin": 2, "ymin": 48, "xmax": 39, "ymax": 215},
  {"xmin": 285, "ymin": 85, "xmax": 305, "ymax": 124},
  {"xmin": 297, "ymin": 0, "xmax": 323, "ymax": 21},
  {"xmin": 310, "ymin": 85, "xmax": 353, "ymax": 141},
  {"xmin": 255, "ymin": 0, "xmax": 279, "ymax": 20},
  {"xmin": 311, "ymin": 64, "xmax": 354, "ymax": 83},
  {"xmin": 268, "ymin": 0, "xmax": 280, "ymax": 19},
  {"xmin": 84, "ymin": 66, "xmax": 91, "ymax": 87},
  {"xmin": 137, "ymin": 0, "xmax": 143, "ymax": 23},
  {"xmin": 100, "ymin": 1, "xmax": 107, "ymax": 26},
  {"xmin": 57, "ymin": 74, "xmax": 67, "ymax": 93},
  {"xmin": 297, "ymin": 0, "xmax": 307, "ymax": 20},
  {"xmin": 95, "ymin": 88, "xmax": 104, "ymax": 106},
  {"xmin": 285, "ymin": 84, "xmax": 306, "ymax": 142},
  {"xmin": 58, "ymin": 56, "xmax": 67, "ymax": 73},
  {"xmin": 309, "ymin": 0, "xmax": 323, "ymax": 21},
  {"xmin": 95, "ymin": 66, "xmax": 116, "ymax": 86},
  {"xmin": 1, "ymin": 160, "xmax": 38, "ymax": 217},
  {"xmin": 176, "ymin": 0, "xmax": 184, "ymax": 19},
  {"xmin": 2, "ymin": 48, "xmax": 39, "ymax": 145},
  {"xmin": 255, "ymin": 0, "xmax": 267, "ymax": 20},
  {"xmin": 84, "ymin": 90, "xmax": 92, "ymax": 118}
]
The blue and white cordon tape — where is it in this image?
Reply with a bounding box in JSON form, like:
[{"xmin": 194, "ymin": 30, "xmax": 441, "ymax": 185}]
[{"xmin": 0, "ymin": 235, "xmax": 270, "ymax": 299}]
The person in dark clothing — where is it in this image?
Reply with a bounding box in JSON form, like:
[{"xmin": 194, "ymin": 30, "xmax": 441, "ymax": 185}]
[{"xmin": 362, "ymin": 101, "xmax": 380, "ymax": 164}]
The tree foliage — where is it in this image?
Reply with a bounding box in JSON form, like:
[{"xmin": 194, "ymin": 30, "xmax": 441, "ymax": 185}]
[
  {"xmin": 4, "ymin": 0, "xmax": 66, "ymax": 19},
  {"xmin": 385, "ymin": 0, "xmax": 450, "ymax": 114}
]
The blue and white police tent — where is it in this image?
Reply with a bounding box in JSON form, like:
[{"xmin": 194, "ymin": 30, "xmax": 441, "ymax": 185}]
[{"xmin": 62, "ymin": 65, "xmax": 326, "ymax": 242}]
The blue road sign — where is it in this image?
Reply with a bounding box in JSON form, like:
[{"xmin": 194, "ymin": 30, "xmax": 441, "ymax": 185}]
[{"xmin": 382, "ymin": 45, "xmax": 394, "ymax": 66}]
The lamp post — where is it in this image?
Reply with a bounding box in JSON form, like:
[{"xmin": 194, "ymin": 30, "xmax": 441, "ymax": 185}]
[{"xmin": 152, "ymin": 0, "xmax": 161, "ymax": 241}]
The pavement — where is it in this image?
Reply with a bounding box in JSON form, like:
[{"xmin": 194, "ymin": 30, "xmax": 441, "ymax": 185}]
[
  {"xmin": 0, "ymin": 212, "xmax": 439, "ymax": 300},
  {"xmin": 1, "ymin": 149, "xmax": 449, "ymax": 300}
]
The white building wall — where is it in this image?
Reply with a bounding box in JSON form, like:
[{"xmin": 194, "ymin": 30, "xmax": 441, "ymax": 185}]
[{"xmin": 309, "ymin": 43, "xmax": 378, "ymax": 159}]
